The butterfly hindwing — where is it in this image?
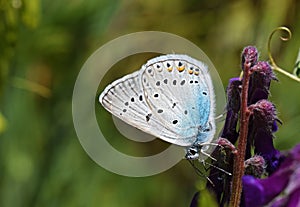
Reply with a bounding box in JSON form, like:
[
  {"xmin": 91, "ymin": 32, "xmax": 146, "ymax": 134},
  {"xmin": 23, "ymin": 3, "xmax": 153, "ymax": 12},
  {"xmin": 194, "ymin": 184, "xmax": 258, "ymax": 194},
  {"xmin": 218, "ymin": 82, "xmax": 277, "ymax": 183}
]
[{"xmin": 141, "ymin": 55, "xmax": 215, "ymax": 145}]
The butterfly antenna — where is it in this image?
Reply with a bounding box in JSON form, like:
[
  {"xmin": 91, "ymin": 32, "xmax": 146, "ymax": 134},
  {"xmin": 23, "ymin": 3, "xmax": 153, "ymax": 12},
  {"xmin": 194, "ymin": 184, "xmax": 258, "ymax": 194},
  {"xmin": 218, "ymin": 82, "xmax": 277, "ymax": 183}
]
[
  {"xmin": 188, "ymin": 160, "xmax": 215, "ymax": 187},
  {"xmin": 202, "ymin": 160, "xmax": 232, "ymax": 176},
  {"xmin": 201, "ymin": 142, "xmax": 219, "ymax": 147}
]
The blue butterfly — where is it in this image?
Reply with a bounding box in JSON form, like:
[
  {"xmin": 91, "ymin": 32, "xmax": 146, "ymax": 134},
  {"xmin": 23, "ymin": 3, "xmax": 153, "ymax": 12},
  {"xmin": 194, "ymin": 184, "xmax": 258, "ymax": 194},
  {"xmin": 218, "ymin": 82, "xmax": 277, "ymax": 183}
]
[{"xmin": 99, "ymin": 54, "xmax": 216, "ymax": 162}]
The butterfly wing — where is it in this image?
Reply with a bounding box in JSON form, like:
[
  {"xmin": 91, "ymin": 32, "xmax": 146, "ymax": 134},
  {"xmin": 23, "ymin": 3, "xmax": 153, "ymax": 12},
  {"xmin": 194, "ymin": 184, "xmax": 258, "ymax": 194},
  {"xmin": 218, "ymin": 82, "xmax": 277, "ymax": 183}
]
[
  {"xmin": 99, "ymin": 54, "xmax": 216, "ymax": 147},
  {"xmin": 141, "ymin": 54, "xmax": 215, "ymax": 145},
  {"xmin": 99, "ymin": 70, "xmax": 187, "ymax": 143}
]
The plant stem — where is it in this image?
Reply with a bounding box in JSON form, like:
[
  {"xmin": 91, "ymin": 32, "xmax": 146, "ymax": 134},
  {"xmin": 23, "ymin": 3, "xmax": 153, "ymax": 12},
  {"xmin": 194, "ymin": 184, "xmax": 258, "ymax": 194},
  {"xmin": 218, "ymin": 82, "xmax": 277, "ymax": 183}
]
[{"xmin": 229, "ymin": 62, "xmax": 252, "ymax": 207}]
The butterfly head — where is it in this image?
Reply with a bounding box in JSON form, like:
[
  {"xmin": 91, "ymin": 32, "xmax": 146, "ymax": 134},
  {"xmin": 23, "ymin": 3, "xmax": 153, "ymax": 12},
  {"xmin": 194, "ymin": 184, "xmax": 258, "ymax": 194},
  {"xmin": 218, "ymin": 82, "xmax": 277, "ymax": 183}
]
[{"xmin": 185, "ymin": 145, "xmax": 200, "ymax": 160}]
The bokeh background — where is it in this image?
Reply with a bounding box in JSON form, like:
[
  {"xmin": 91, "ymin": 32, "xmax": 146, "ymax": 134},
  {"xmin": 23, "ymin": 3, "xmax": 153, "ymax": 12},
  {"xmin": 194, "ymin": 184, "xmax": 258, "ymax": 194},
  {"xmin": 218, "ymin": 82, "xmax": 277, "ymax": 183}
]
[{"xmin": 1, "ymin": 0, "xmax": 300, "ymax": 206}]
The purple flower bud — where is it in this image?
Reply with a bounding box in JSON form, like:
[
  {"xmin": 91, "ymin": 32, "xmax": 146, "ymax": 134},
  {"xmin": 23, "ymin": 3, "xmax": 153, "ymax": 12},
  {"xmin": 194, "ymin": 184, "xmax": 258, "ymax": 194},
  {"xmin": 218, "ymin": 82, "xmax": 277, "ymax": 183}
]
[
  {"xmin": 249, "ymin": 99, "xmax": 277, "ymax": 131},
  {"xmin": 248, "ymin": 61, "xmax": 276, "ymax": 104},
  {"xmin": 248, "ymin": 100, "xmax": 280, "ymax": 173},
  {"xmin": 226, "ymin": 77, "xmax": 242, "ymax": 113},
  {"xmin": 241, "ymin": 46, "xmax": 258, "ymax": 69},
  {"xmin": 244, "ymin": 155, "xmax": 266, "ymax": 178},
  {"xmin": 217, "ymin": 137, "xmax": 238, "ymax": 155},
  {"xmin": 222, "ymin": 78, "xmax": 242, "ymax": 144},
  {"xmin": 242, "ymin": 144, "xmax": 300, "ymax": 207}
]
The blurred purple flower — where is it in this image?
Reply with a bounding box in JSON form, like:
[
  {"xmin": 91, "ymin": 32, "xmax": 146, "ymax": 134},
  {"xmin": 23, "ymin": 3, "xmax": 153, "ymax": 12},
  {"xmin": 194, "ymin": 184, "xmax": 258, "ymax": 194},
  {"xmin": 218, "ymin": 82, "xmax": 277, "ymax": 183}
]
[{"xmin": 243, "ymin": 144, "xmax": 300, "ymax": 207}]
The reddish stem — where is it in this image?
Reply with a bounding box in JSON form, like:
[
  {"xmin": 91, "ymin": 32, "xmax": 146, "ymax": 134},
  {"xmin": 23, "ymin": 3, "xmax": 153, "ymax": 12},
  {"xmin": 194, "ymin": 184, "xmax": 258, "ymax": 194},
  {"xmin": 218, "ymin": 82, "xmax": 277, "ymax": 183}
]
[{"xmin": 229, "ymin": 63, "xmax": 252, "ymax": 207}]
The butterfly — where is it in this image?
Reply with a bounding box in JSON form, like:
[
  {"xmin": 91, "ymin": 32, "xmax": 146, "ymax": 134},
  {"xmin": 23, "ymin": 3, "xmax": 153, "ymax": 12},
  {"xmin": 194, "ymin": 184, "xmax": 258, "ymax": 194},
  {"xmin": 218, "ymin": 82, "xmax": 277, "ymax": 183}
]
[{"xmin": 99, "ymin": 54, "xmax": 216, "ymax": 162}]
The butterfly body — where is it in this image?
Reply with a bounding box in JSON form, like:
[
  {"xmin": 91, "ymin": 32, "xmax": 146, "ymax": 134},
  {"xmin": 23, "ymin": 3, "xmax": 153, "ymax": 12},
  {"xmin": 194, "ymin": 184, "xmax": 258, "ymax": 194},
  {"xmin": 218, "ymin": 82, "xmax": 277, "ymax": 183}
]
[{"xmin": 99, "ymin": 54, "xmax": 216, "ymax": 161}]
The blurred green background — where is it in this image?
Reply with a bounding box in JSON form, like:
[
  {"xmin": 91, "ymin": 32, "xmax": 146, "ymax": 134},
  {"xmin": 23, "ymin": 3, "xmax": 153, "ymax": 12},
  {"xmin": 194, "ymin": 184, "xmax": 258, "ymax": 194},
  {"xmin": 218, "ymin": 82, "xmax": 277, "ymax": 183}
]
[{"xmin": 1, "ymin": 0, "xmax": 300, "ymax": 206}]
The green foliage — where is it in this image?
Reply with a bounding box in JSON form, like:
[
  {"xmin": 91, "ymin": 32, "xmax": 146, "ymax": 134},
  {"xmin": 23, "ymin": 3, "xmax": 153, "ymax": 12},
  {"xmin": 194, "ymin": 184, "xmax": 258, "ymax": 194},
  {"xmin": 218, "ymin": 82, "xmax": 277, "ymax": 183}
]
[
  {"xmin": 197, "ymin": 189, "xmax": 218, "ymax": 207},
  {"xmin": 0, "ymin": 0, "xmax": 40, "ymax": 90},
  {"xmin": 1, "ymin": 0, "xmax": 300, "ymax": 206},
  {"xmin": 0, "ymin": 111, "xmax": 6, "ymax": 133}
]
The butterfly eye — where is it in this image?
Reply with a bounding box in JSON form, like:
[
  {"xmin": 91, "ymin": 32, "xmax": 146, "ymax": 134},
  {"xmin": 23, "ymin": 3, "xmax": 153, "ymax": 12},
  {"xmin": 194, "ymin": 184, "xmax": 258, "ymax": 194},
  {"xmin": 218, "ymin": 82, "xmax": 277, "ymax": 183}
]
[
  {"xmin": 189, "ymin": 148, "xmax": 197, "ymax": 155},
  {"xmin": 175, "ymin": 60, "xmax": 185, "ymax": 72}
]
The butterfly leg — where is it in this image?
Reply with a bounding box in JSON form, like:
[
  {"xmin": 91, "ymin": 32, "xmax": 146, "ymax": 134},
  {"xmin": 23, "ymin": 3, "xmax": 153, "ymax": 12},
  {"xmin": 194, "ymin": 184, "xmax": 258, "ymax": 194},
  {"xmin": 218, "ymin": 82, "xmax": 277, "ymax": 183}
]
[{"xmin": 188, "ymin": 159, "xmax": 215, "ymax": 187}]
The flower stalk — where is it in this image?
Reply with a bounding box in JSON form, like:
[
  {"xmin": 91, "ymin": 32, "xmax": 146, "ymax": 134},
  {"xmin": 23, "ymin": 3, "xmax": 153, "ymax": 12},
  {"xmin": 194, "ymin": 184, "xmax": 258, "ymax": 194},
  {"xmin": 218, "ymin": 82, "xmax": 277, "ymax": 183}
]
[
  {"xmin": 191, "ymin": 28, "xmax": 300, "ymax": 206},
  {"xmin": 229, "ymin": 58, "xmax": 252, "ymax": 207}
]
